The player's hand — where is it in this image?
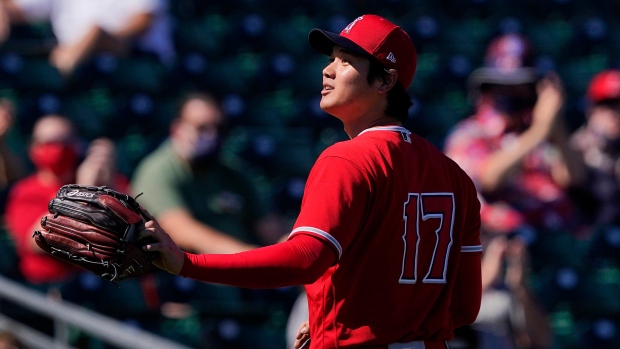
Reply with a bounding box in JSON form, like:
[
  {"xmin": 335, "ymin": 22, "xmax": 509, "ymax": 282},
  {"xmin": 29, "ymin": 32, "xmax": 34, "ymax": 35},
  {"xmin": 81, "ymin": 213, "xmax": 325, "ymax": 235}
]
[
  {"xmin": 293, "ymin": 320, "xmax": 310, "ymax": 348},
  {"xmin": 139, "ymin": 218, "xmax": 185, "ymax": 275}
]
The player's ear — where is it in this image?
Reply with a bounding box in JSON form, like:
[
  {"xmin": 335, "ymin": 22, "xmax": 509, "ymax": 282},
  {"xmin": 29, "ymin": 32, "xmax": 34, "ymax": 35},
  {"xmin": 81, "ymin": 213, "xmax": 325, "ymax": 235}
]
[{"xmin": 377, "ymin": 69, "xmax": 398, "ymax": 94}]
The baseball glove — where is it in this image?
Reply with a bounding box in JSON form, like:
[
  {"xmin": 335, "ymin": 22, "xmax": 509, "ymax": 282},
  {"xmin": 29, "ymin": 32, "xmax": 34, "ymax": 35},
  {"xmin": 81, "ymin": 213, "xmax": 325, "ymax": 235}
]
[{"xmin": 33, "ymin": 184, "xmax": 156, "ymax": 284}]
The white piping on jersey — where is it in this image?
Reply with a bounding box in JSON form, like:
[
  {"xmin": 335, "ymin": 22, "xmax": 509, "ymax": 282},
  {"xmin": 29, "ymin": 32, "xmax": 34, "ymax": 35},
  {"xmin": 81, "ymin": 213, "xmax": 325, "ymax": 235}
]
[
  {"xmin": 461, "ymin": 245, "xmax": 483, "ymax": 252},
  {"xmin": 289, "ymin": 226, "xmax": 343, "ymax": 260},
  {"xmin": 357, "ymin": 125, "xmax": 411, "ymax": 137}
]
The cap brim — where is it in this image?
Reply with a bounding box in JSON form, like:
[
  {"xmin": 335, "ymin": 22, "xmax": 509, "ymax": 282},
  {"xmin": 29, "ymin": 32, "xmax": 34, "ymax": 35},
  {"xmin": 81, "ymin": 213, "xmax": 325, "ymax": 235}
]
[
  {"xmin": 308, "ymin": 28, "xmax": 371, "ymax": 58},
  {"xmin": 468, "ymin": 67, "xmax": 539, "ymax": 88}
]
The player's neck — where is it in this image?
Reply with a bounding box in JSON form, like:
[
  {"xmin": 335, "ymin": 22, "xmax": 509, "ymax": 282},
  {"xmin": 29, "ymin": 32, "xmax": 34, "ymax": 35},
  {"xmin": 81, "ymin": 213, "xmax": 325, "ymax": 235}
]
[{"xmin": 345, "ymin": 116, "xmax": 401, "ymax": 139}]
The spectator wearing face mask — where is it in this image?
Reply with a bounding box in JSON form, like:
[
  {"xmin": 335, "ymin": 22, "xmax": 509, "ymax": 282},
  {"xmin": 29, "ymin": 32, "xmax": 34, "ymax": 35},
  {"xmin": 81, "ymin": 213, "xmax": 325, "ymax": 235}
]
[
  {"xmin": 131, "ymin": 92, "xmax": 285, "ymax": 255},
  {"xmin": 130, "ymin": 92, "xmax": 289, "ymax": 345},
  {"xmin": 4, "ymin": 114, "xmax": 129, "ymax": 286}
]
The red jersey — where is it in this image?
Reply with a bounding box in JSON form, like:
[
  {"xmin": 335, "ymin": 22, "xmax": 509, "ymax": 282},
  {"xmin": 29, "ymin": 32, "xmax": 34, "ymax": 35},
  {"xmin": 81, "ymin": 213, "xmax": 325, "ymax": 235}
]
[
  {"xmin": 289, "ymin": 126, "xmax": 482, "ymax": 347},
  {"xmin": 5, "ymin": 175, "xmax": 78, "ymax": 283}
]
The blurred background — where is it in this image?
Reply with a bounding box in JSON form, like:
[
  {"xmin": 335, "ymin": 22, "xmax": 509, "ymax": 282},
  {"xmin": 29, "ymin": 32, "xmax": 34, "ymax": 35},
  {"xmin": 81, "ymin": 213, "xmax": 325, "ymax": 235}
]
[{"xmin": 0, "ymin": 0, "xmax": 619, "ymax": 348}]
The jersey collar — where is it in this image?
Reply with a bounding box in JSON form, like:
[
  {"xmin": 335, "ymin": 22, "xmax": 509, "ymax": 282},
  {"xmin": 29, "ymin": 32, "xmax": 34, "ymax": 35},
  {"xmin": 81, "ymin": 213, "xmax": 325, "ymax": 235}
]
[{"xmin": 357, "ymin": 125, "xmax": 411, "ymax": 137}]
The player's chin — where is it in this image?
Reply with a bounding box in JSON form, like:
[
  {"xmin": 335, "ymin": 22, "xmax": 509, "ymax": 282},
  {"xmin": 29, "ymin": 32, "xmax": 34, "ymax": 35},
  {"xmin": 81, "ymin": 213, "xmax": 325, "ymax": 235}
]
[{"xmin": 319, "ymin": 99, "xmax": 338, "ymax": 115}]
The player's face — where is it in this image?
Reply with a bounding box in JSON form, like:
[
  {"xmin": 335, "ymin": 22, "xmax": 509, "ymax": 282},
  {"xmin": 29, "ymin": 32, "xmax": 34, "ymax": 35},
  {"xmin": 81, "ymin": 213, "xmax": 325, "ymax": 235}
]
[{"xmin": 320, "ymin": 46, "xmax": 378, "ymax": 120}]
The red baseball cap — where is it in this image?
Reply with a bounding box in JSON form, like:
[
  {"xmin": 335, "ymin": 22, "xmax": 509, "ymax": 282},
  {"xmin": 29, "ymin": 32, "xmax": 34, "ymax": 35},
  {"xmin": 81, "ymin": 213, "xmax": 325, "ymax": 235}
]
[
  {"xmin": 587, "ymin": 69, "xmax": 620, "ymax": 103},
  {"xmin": 308, "ymin": 14, "xmax": 417, "ymax": 90}
]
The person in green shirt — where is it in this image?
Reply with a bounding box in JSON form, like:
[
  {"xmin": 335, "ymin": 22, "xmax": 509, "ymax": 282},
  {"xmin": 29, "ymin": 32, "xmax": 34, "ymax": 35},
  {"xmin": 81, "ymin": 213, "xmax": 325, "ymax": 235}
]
[
  {"xmin": 132, "ymin": 92, "xmax": 291, "ymax": 347},
  {"xmin": 132, "ymin": 92, "xmax": 277, "ymax": 254}
]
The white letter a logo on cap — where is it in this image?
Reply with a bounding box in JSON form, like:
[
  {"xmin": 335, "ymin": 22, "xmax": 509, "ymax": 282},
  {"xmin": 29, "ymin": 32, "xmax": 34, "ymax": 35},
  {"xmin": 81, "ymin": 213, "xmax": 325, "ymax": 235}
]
[{"xmin": 344, "ymin": 16, "xmax": 364, "ymax": 34}]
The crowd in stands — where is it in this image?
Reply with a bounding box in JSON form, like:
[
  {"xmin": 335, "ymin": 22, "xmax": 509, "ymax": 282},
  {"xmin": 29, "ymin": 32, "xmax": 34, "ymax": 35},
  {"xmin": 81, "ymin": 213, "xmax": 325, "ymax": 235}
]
[{"xmin": 0, "ymin": 1, "xmax": 619, "ymax": 348}]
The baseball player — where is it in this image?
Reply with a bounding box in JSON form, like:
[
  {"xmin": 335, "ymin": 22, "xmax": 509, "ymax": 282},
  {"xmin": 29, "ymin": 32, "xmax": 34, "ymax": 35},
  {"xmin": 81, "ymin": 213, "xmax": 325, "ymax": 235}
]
[{"xmin": 141, "ymin": 14, "xmax": 482, "ymax": 349}]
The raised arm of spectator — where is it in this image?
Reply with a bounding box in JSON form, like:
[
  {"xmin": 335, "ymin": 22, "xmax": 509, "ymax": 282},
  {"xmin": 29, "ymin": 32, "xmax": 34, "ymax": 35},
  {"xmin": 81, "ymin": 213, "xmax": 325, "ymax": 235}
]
[{"xmin": 478, "ymin": 74, "xmax": 565, "ymax": 191}]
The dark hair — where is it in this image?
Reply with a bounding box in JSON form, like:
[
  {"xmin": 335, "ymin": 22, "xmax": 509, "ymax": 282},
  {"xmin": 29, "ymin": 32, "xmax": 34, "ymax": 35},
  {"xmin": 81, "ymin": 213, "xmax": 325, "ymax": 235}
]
[{"xmin": 367, "ymin": 58, "xmax": 413, "ymax": 123}]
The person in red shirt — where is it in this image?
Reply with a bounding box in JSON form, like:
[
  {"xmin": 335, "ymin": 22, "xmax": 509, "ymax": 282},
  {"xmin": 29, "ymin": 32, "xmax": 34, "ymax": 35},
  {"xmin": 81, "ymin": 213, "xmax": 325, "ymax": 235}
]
[
  {"xmin": 141, "ymin": 14, "xmax": 482, "ymax": 349},
  {"xmin": 5, "ymin": 114, "xmax": 129, "ymax": 285}
]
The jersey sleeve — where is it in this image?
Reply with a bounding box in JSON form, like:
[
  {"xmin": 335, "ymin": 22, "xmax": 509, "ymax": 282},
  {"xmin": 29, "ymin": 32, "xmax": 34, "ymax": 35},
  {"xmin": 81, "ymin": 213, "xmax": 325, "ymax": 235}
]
[
  {"xmin": 180, "ymin": 234, "xmax": 336, "ymax": 288},
  {"xmin": 460, "ymin": 177, "xmax": 482, "ymax": 254},
  {"xmin": 288, "ymin": 154, "xmax": 371, "ymax": 261},
  {"xmin": 450, "ymin": 175, "xmax": 483, "ymax": 327}
]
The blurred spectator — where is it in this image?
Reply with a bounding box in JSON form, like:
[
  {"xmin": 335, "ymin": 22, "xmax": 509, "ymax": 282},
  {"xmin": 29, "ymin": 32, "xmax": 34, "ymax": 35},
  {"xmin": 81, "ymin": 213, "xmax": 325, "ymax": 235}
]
[
  {"xmin": 131, "ymin": 91, "xmax": 286, "ymax": 255},
  {"xmin": 0, "ymin": 0, "xmax": 175, "ymax": 75},
  {"xmin": 461, "ymin": 229, "xmax": 553, "ymax": 349},
  {"xmin": 4, "ymin": 114, "xmax": 128, "ymax": 286},
  {"xmin": 131, "ymin": 92, "xmax": 290, "ymax": 347},
  {"xmin": 0, "ymin": 98, "xmax": 25, "ymax": 218},
  {"xmin": 444, "ymin": 33, "xmax": 585, "ymax": 236},
  {"xmin": 570, "ymin": 69, "xmax": 620, "ymax": 227},
  {"xmin": 443, "ymin": 33, "xmax": 581, "ymax": 349},
  {"xmin": 0, "ymin": 331, "xmax": 24, "ymax": 349}
]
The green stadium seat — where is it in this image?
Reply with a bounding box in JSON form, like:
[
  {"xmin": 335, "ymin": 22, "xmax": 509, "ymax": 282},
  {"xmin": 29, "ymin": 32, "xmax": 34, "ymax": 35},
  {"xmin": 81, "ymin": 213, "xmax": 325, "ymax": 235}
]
[
  {"xmin": 16, "ymin": 58, "xmax": 66, "ymax": 92},
  {"xmin": 576, "ymin": 266, "xmax": 620, "ymax": 317},
  {"xmin": 106, "ymin": 57, "xmax": 169, "ymax": 95},
  {"xmin": 549, "ymin": 308, "xmax": 580, "ymax": 349},
  {"xmin": 525, "ymin": 18, "xmax": 574, "ymax": 58},
  {"xmin": 174, "ymin": 14, "xmax": 231, "ymax": 57}
]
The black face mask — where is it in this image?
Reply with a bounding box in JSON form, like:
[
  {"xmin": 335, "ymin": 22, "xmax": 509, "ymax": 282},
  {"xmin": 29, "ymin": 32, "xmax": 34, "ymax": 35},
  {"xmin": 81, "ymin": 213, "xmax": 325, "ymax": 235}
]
[
  {"xmin": 189, "ymin": 135, "xmax": 223, "ymax": 171},
  {"xmin": 493, "ymin": 94, "xmax": 537, "ymax": 115}
]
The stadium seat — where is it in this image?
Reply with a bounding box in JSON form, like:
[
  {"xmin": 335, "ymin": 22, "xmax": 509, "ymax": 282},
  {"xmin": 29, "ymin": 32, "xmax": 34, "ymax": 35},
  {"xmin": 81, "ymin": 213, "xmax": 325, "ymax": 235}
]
[
  {"xmin": 106, "ymin": 57, "xmax": 169, "ymax": 95},
  {"xmin": 576, "ymin": 266, "xmax": 620, "ymax": 316},
  {"xmin": 62, "ymin": 89, "xmax": 116, "ymax": 140},
  {"xmin": 525, "ymin": 18, "xmax": 574, "ymax": 58},
  {"xmin": 529, "ymin": 230, "xmax": 587, "ymax": 270},
  {"xmin": 440, "ymin": 18, "xmax": 492, "ymax": 61},
  {"xmin": 558, "ymin": 55, "xmax": 609, "ymax": 98},
  {"xmin": 576, "ymin": 317, "xmax": 620, "ymax": 349},
  {"xmin": 549, "ymin": 307, "xmax": 580, "ymax": 349},
  {"xmin": 15, "ymin": 57, "xmax": 66, "ymax": 92},
  {"xmin": 174, "ymin": 14, "xmax": 231, "ymax": 57},
  {"xmin": 266, "ymin": 14, "xmax": 317, "ymax": 57},
  {"xmin": 587, "ymin": 225, "xmax": 620, "ymax": 265}
]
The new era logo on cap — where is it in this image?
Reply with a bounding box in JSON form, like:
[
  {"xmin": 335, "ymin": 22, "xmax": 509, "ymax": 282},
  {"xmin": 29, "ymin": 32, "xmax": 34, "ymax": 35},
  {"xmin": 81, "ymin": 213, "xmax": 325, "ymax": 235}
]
[
  {"xmin": 308, "ymin": 14, "xmax": 417, "ymax": 89},
  {"xmin": 387, "ymin": 52, "xmax": 396, "ymax": 63}
]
